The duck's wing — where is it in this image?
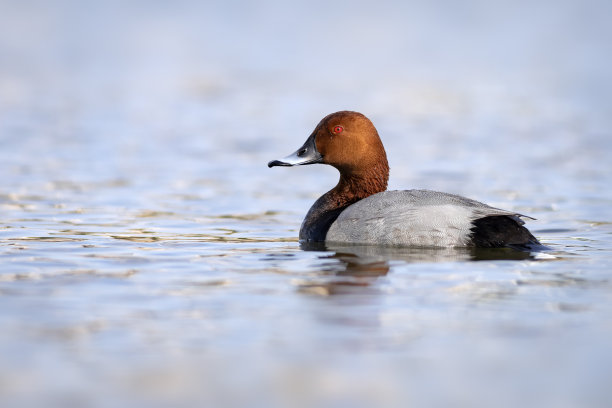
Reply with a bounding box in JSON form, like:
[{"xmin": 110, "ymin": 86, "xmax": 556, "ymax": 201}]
[{"xmin": 326, "ymin": 190, "xmax": 536, "ymax": 247}]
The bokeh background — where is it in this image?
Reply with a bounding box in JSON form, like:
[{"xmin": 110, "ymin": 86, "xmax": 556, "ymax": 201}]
[{"xmin": 1, "ymin": 1, "xmax": 611, "ymax": 407}]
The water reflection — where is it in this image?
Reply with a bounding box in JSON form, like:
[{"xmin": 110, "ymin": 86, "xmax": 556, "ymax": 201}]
[
  {"xmin": 304, "ymin": 242, "xmax": 535, "ymax": 266},
  {"xmin": 296, "ymin": 242, "xmax": 540, "ymax": 295}
]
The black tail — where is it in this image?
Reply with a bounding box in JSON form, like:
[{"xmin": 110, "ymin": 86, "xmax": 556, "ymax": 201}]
[{"xmin": 470, "ymin": 215, "xmax": 541, "ymax": 249}]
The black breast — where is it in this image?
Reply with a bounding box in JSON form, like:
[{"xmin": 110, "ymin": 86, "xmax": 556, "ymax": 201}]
[
  {"xmin": 470, "ymin": 215, "xmax": 540, "ymax": 248},
  {"xmin": 299, "ymin": 206, "xmax": 347, "ymax": 242}
]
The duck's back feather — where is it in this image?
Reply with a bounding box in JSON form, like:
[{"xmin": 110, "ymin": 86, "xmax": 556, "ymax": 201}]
[{"xmin": 326, "ymin": 190, "xmax": 537, "ymax": 247}]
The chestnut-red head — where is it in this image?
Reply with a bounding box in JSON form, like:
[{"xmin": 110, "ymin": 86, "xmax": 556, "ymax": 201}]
[{"xmin": 268, "ymin": 111, "xmax": 389, "ymax": 179}]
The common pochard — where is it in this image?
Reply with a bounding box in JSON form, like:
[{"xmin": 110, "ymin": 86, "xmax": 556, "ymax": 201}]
[{"xmin": 268, "ymin": 111, "xmax": 540, "ymax": 248}]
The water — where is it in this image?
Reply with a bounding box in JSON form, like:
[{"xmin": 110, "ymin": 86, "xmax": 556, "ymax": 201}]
[{"xmin": 1, "ymin": 1, "xmax": 612, "ymax": 407}]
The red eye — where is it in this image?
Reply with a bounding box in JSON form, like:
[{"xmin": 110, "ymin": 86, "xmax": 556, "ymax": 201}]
[{"xmin": 333, "ymin": 125, "xmax": 343, "ymax": 134}]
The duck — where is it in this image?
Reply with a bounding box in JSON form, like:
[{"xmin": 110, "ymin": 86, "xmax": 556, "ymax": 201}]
[{"xmin": 268, "ymin": 111, "xmax": 540, "ymax": 248}]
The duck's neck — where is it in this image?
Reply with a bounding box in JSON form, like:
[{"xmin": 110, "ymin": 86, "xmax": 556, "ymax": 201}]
[{"xmin": 299, "ymin": 163, "xmax": 389, "ymax": 242}]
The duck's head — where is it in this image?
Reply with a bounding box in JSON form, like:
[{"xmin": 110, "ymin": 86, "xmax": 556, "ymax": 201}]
[{"xmin": 268, "ymin": 111, "xmax": 388, "ymax": 176}]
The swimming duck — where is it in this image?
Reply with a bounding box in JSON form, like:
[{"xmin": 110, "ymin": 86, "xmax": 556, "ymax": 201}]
[{"xmin": 268, "ymin": 111, "xmax": 540, "ymax": 248}]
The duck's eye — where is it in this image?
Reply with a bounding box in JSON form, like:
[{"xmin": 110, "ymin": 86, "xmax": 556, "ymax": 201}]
[{"xmin": 333, "ymin": 125, "xmax": 343, "ymax": 134}]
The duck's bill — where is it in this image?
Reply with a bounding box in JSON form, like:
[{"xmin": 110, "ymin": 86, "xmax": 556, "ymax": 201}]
[{"xmin": 268, "ymin": 134, "xmax": 322, "ymax": 167}]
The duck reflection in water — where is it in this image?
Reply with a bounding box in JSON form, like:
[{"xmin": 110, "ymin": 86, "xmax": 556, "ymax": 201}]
[{"xmin": 297, "ymin": 242, "xmax": 536, "ymax": 296}]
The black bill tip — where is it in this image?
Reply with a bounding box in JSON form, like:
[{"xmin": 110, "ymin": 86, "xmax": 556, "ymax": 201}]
[{"xmin": 268, "ymin": 160, "xmax": 291, "ymax": 168}]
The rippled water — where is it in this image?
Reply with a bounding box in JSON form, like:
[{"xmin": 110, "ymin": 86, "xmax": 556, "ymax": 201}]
[{"xmin": 1, "ymin": 1, "xmax": 612, "ymax": 407}]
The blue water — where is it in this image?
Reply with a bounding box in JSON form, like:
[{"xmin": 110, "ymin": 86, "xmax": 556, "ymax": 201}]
[{"xmin": 1, "ymin": 1, "xmax": 611, "ymax": 407}]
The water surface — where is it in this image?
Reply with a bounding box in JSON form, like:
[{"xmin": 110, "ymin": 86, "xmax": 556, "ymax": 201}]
[{"xmin": 1, "ymin": 1, "xmax": 612, "ymax": 407}]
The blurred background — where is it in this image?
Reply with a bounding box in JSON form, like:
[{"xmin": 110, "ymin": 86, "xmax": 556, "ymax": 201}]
[
  {"xmin": 1, "ymin": 0, "xmax": 610, "ymax": 203},
  {"xmin": 1, "ymin": 0, "xmax": 611, "ymax": 407}
]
